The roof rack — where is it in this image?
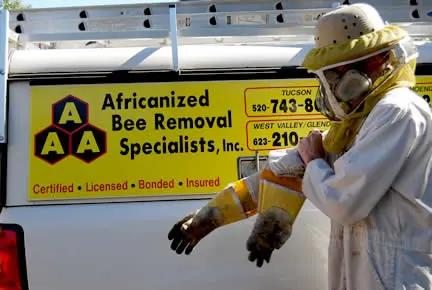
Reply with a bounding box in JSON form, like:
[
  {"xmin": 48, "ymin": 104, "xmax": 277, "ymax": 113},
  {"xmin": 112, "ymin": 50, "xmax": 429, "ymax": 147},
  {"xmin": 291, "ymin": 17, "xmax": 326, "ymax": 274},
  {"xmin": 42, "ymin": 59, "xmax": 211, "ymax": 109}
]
[
  {"xmin": 5, "ymin": 1, "xmax": 432, "ymax": 65},
  {"xmin": 7, "ymin": 1, "xmax": 432, "ymax": 39},
  {"xmin": 5, "ymin": 1, "xmax": 432, "ymax": 53}
]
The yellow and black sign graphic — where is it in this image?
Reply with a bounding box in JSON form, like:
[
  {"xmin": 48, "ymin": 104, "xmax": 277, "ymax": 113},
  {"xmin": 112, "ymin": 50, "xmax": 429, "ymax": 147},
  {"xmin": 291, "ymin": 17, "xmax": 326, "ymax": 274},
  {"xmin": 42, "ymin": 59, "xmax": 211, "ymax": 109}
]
[
  {"xmin": 34, "ymin": 95, "xmax": 107, "ymax": 164},
  {"xmin": 414, "ymin": 77, "xmax": 432, "ymax": 105},
  {"xmin": 28, "ymin": 77, "xmax": 432, "ymax": 200}
]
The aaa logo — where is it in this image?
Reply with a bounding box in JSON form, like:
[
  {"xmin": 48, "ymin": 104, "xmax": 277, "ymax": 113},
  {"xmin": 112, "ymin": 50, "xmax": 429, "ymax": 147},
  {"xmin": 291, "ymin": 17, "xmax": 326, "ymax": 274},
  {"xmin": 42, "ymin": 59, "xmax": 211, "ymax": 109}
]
[{"xmin": 34, "ymin": 95, "xmax": 107, "ymax": 164}]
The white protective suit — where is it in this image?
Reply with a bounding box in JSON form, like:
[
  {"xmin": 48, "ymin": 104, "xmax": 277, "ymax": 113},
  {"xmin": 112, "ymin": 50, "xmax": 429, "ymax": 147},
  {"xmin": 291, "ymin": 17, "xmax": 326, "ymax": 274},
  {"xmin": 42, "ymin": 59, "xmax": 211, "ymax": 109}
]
[{"xmin": 303, "ymin": 87, "xmax": 432, "ymax": 290}]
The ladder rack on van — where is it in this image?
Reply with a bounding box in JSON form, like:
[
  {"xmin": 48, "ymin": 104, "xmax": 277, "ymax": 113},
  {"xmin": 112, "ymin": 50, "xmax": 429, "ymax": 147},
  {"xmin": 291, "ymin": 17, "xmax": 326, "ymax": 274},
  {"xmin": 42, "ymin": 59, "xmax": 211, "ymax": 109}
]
[
  {"xmin": 1, "ymin": 0, "xmax": 432, "ymax": 143},
  {"xmin": 4, "ymin": 1, "xmax": 432, "ymax": 45},
  {"xmin": 3, "ymin": 1, "xmax": 432, "ymax": 46},
  {"xmin": 4, "ymin": 0, "xmax": 432, "ymax": 65}
]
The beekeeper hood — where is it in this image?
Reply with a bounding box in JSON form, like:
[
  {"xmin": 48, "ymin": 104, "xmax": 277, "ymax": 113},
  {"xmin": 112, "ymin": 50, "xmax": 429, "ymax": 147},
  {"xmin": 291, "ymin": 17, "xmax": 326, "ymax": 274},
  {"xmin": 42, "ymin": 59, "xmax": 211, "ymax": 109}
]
[{"xmin": 302, "ymin": 3, "xmax": 418, "ymax": 153}]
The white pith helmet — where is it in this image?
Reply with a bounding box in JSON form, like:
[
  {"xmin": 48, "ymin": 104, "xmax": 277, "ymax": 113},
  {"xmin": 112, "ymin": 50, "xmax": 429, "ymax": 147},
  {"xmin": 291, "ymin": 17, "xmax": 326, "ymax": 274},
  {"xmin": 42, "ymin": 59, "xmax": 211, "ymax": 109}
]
[
  {"xmin": 302, "ymin": 3, "xmax": 409, "ymax": 72},
  {"xmin": 302, "ymin": 3, "xmax": 418, "ymax": 121},
  {"xmin": 315, "ymin": 3, "xmax": 386, "ymax": 48}
]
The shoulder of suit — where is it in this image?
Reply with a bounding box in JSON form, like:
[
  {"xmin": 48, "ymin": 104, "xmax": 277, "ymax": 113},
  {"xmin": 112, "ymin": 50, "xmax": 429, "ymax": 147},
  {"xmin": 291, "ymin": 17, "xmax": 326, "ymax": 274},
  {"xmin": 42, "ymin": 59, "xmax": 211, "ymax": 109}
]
[{"xmin": 371, "ymin": 87, "xmax": 429, "ymax": 120}]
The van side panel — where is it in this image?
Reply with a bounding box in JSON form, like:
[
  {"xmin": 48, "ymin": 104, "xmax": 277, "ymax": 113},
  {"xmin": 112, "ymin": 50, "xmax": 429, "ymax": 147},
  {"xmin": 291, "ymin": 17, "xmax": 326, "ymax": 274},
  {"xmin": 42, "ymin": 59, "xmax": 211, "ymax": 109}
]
[{"xmin": 0, "ymin": 201, "xmax": 329, "ymax": 290}]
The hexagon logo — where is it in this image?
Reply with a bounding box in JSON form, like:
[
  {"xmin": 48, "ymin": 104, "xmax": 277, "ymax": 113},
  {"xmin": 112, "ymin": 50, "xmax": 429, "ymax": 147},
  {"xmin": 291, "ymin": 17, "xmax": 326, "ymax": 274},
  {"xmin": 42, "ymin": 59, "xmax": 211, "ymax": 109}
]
[
  {"xmin": 52, "ymin": 95, "xmax": 88, "ymax": 133},
  {"xmin": 71, "ymin": 124, "xmax": 106, "ymax": 163},
  {"xmin": 34, "ymin": 125, "xmax": 70, "ymax": 164},
  {"xmin": 35, "ymin": 95, "xmax": 107, "ymax": 165}
]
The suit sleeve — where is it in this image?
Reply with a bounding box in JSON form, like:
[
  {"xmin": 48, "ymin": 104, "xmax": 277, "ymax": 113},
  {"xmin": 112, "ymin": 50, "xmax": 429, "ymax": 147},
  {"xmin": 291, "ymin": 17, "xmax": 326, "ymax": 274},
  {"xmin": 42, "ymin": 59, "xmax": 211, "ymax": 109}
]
[{"xmin": 302, "ymin": 102, "xmax": 422, "ymax": 225}]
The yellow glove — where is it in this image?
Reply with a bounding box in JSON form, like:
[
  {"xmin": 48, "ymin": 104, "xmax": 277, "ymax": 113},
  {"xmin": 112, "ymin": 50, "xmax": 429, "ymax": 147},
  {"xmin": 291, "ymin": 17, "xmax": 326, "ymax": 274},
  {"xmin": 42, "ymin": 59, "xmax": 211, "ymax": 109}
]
[
  {"xmin": 169, "ymin": 148, "xmax": 305, "ymax": 257},
  {"xmin": 168, "ymin": 175, "xmax": 259, "ymax": 255},
  {"xmin": 246, "ymin": 168, "xmax": 305, "ymax": 267}
]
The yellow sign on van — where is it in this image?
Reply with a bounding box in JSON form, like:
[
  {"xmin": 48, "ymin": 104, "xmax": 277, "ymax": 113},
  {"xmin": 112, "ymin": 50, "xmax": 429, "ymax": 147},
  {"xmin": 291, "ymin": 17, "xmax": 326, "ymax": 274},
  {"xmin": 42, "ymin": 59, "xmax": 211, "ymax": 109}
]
[{"xmin": 28, "ymin": 77, "xmax": 432, "ymax": 200}]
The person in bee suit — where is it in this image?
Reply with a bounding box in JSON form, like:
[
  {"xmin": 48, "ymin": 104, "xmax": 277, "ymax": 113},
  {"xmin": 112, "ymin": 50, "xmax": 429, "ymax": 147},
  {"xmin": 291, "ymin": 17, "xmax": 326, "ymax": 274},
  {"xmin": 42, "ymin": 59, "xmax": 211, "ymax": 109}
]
[
  {"xmin": 298, "ymin": 3, "xmax": 432, "ymax": 290},
  {"xmin": 168, "ymin": 2, "xmax": 432, "ymax": 289}
]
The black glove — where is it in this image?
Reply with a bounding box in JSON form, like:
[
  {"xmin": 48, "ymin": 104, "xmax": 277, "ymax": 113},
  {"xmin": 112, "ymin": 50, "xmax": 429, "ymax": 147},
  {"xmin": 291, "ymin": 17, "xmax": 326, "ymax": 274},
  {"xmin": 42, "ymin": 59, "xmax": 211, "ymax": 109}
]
[{"xmin": 168, "ymin": 206, "xmax": 223, "ymax": 255}]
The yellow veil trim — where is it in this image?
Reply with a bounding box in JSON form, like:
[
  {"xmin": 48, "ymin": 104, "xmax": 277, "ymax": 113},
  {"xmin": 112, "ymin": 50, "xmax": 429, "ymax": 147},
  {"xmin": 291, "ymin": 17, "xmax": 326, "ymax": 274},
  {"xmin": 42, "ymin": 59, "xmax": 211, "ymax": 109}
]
[{"xmin": 302, "ymin": 25, "xmax": 407, "ymax": 71}]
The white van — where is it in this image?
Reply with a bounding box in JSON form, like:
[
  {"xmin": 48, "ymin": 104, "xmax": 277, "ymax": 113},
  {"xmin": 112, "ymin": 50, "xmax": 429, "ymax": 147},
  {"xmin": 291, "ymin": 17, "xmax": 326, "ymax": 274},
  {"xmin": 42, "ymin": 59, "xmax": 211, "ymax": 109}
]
[{"xmin": 1, "ymin": 1, "xmax": 431, "ymax": 289}]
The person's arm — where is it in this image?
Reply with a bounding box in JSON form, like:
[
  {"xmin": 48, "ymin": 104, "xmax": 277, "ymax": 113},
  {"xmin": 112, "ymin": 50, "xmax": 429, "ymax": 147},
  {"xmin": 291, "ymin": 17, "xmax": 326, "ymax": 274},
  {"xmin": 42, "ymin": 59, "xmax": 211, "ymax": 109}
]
[
  {"xmin": 168, "ymin": 174, "xmax": 259, "ymax": 255},
  {"xmin": 168, "ymin": 148, "xmax": 304, "ymax": 255},
  {"xmin": 302, "ymin": 103, "xmax": 422, "ymax": 225}
]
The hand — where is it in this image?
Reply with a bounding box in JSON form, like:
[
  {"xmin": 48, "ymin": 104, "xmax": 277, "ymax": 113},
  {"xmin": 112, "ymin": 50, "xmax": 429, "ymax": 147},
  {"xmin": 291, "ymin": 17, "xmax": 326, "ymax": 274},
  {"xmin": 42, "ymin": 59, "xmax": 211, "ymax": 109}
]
[
  {"xmin": 246, "ymin": 207, "xmax": 293, "ymax": 267},
  {"xmin": 168, "ymin": 206, "xmax": 222, "ymax": 255},
  {"xmin": 298, "ymin": 129, "xmax": 325, "ymax": 165}
]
